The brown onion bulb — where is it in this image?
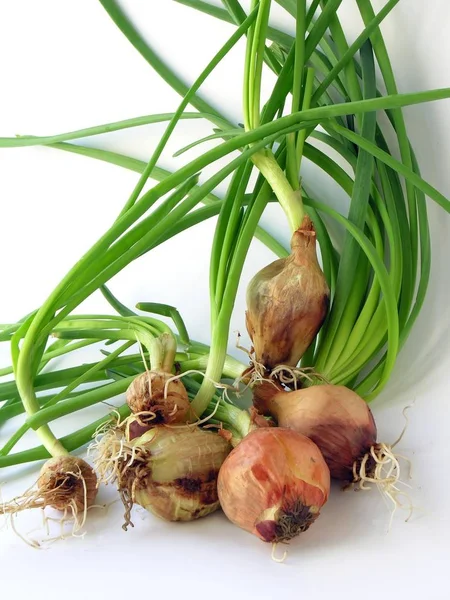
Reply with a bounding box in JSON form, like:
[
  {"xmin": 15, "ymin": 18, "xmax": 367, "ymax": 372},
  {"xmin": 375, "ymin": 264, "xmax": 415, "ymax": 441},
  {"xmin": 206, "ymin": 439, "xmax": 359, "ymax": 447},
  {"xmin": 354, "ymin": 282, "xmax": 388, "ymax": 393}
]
[
  {"xmin": 245, "ymin": 216, "xmax": 329, "ymax": 370},
  {"xmin": 38, "ymin": 456, "xmax": 97, "ymax": 511},
  {"xmin": 0, "ymin": 456, "xmax": 98, "ymax": 523},
  {"xmin": 217, "ymin": 428, "xmax": 330, "ymax": 543},
  {"xmin": 253, "ymin": 382, "xmax": 377, "ymax": 482},
  {"xmin": 126, "ymin": 370, "xmax": 190, "ymax": 425}
]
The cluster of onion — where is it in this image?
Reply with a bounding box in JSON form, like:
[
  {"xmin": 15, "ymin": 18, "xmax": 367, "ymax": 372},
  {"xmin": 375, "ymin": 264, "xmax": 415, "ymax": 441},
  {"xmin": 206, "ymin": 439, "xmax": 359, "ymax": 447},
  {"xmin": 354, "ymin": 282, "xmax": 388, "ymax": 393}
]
[
  {"xmin": 244, "ymin": 216, "xmax": 399, "ymax": 491},
  {"xmin": 1, "ymin": 220, "xmax": 393, "ymax": 549},
  {"xmin": 90, "ymin": 307, "xmax": 334, "ymax": 543},
  {"xmin": 215, "ymin": 215, "xmax": 404, "ymax": 546},
  {"xmin": 216, "ymin": 217, "xmax": 333, "ymax": 544},
  {"xmin": 93, "ymin": 335, "xmax": 232, "ymax": 528}
]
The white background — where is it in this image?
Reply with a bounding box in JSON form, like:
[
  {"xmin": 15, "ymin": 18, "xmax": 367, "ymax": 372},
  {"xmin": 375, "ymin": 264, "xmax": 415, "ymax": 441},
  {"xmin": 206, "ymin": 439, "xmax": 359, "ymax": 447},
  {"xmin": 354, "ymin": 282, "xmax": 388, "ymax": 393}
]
[{"xmin": 0, "ymin": 1, "xmax": 450, "ymax": 598}]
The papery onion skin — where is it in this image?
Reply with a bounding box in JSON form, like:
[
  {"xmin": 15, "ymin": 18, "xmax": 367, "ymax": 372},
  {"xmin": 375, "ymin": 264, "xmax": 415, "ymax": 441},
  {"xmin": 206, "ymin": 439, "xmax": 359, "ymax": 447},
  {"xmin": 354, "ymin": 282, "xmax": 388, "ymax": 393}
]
[
  {"xmin": 130, "ymin": 427, "xmax": 231, "ymax": 522},
  {"xmin": 253, "ymin": 383, "xmax": 377, "ymax": 481},
  {"xmin": 38, "ymin": 456, "xmax": 98, "ymax": 511},
  {"xmin": 217, "ymin": 427, "xmax": 330, "ymax": 542},
  {"xmin": 126, "ymin": 370, "xmax": 190, "ymax": 425},
  {"xmin": 245, "ymin": 216, "xmax": 330, "ymax": 370}
]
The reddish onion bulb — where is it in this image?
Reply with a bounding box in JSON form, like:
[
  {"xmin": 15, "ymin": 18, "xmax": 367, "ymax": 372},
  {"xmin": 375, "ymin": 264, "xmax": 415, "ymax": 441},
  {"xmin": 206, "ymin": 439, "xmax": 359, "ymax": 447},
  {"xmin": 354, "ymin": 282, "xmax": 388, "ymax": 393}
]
[
  {"xmin": 217, "ymin": 427, "xmax": 330, "ymax": 543},
  {"xmin": 253, "ymin": 382, "xmax": 377, "ymax": 482}
]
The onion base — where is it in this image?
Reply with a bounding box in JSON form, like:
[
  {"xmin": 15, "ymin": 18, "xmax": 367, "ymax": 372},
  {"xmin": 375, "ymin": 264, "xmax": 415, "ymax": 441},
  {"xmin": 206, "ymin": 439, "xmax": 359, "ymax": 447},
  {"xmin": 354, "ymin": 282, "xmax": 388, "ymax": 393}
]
[{"xmin": 256, "ymin": 500, "xmax": 319, "ymax": 543}]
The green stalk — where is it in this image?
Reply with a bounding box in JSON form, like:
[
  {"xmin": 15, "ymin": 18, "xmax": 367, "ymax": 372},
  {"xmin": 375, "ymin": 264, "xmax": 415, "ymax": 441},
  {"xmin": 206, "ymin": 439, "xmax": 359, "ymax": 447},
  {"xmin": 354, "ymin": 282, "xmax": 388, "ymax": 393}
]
[
  {"xmin": 243, "ymin": 0, "xmax": 258, "ymax": 131},
  {"xmin": 191, "ymin": 182, "xmax": 272, "ymax": 416},
  {"xmin": 356, "ymin": 0, "xmax": 419, "ymax": 322},
  {"xmin": 49, "ymin": 141, "xmax": 288, "ymax": 259},
  {"xmin": 176, "ymin": 0, "xmax": 293, "ymax": 47},
  {"xmin": 0, "ymin": 113, "xmax": 222, "ymax": 148},
  {"xmin": 0, "ymin": 405, "xmax": 131, "ymax": 468},
  {"xmin": 311, "ymin": 0, "xmax": 400, "ymax": 104},
  {"xmin": 251, "ymin": 150, "xmax": 305, "ymax": 230},
  {"xmin": 315, "ymin": 40, "xmax": 377, "ymax": 374},
  {"xmin": 46, "ymin": 126, "xmax": 304, "ymax": 332},
  {"xmin": 296, "ymin": 67, "xmax": 315, "ymax": 168},
  {"xmin": 137, "ymin": 303, "xmax": 190, "ymax": 346},
  {"xmin": 286, "ymin": 0, "xmax": 306, "ymax": 189},
  {"xmin": 211, "ymin": 162, "xmax": 252, "ymax": 317},
  {"xmin": 305, "ymin": 196, "xmax": 398, "ymax": 397},
  {"xmin": 9, "ymin": 319, "xmax": 67, "ymax": 457},
  {"xmin": 0, "ymin": 341, "xmax": 134, "ymax": 456}
]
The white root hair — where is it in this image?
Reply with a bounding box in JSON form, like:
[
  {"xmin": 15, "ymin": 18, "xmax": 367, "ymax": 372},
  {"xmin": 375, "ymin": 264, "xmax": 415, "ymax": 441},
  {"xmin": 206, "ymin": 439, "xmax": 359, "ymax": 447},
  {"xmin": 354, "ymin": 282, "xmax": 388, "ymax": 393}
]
[
  {"xmin": 271, "ymin": 542, "xmax": 288, "ymax": 563},
  {"xmin": 163, "ymin": 369, "xmax": 238, "ymax": 407},
  {"xmin": 233, "ymin": 331, "xmax": 328, "ymax": 391},
  {"xmin": 353, "ymin": 405, "xmax": 415, "ymax": 528},
  {"xmin": 0, "ymin": 464, "xmax": 96, "ymax": 548},
  {"xmin": 90, "ymin": 423, "xmax": 153, "ymax": 530}
]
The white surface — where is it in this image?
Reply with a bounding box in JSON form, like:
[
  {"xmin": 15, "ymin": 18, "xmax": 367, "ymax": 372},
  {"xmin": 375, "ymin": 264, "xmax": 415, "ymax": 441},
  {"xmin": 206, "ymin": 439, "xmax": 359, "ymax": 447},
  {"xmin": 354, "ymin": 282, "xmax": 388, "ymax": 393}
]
[{"xmin": 0, "ymin": 1, "xmax": 450, "ymax": 598}]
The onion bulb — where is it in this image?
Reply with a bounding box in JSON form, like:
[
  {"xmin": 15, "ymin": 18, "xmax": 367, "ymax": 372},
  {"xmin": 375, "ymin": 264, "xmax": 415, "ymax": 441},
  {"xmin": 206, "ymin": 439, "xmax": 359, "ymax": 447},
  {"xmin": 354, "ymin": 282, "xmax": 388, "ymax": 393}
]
[
  {"xmin": 126, "ymin": 370, "xmax": 190, "ymax": 425},
  {"xmin": 94, "ymin": 425, "xmax": 231, "ymax": 527},
  {"xmin": 245, "ymin": 216, "xmax": 329, "ymax": 370},
  {"xmin": 217, "ymin": 427, "xmax": 330, "ymax": 542},
  {"xmin": 253, "ymin": 382, "xmax": 377, "ymax": 482},
  {"xmin": 0, "ymin": 456, "xmax": 97, "ymax": 522}
]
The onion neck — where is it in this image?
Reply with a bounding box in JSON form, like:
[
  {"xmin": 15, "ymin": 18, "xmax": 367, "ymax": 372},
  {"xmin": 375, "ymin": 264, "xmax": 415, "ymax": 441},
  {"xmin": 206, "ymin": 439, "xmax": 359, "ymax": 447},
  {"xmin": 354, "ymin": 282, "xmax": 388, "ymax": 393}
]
[
  {"xmin": 290, "ymin": 215, "xmax": 320, "ymax": 262},
  {"xmin": 147, "ymin": 332, "xmax": 178, "ymax": 373},
  {"xmin": 251, "ymin": 149, "xmax": 305, "ymax": 232},
  {"xmin": 215, "ymin": 403, "xmax": 252, "ymax": 444}
]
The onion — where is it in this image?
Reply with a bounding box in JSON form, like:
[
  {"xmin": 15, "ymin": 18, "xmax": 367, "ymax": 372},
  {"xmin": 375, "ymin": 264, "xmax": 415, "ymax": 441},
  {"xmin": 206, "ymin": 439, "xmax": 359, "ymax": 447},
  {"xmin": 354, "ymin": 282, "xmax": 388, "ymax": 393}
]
[
  {"xmin": 126, "ymin": 370, "xmax": 190, "ymax": 425},
  {"xmin": 95, "ymin": 425, "xmax": 231, "ymax": 527},
  {"xmin": 245, "ymin": 216, "xmax": 329, "ymax": 370},
  {"xmin": 0, "ymin": 456, "xmax": 97, "ymax": 523},
  {"xmin": 37, "ymin": 456, "xmax": 98, "ymax": 511},
  {"xmin": 217, "ymin": 427, "xmax": 330, "ymax": 542},
  {"xmin": 253, "ymin": 382, "xmax": 377, "ymax": 482}
]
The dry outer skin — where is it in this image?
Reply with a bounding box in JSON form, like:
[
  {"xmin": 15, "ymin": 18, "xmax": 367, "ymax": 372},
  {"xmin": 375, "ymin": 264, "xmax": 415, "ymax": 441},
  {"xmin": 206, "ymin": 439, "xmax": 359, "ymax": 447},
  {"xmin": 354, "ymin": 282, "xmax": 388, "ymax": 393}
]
[
  {"xmin": 253, "ymin": 383, "xmax": 377, "ymax": 481},
  {"xmin": 217, "ymin": 427, "xmax": 330, "ymax": 542},
  {"xmin": 245, "ymin": 216, "xmax": 330, "ymax": 369}
]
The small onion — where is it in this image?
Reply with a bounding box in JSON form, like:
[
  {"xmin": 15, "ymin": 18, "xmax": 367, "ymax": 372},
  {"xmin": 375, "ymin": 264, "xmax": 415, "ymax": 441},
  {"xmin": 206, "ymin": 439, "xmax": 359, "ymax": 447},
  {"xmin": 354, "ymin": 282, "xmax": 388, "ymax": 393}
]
[
  {"xmin": 245, "ymin": 216, "xmax": 330, "ymax": 370},
  {"xmin": 217, "ymin": 428, "xmax": 330, "ymax": 543},
  {"xmin": 126, "ymin": 370, "xmax": 190, "ymax": 425},
  {"xmin": 37, "ymin": 456, "xmax": 98, "ymax": 511},
  {"xmin": 253, "ymin": 382, "xmax": 377, "ymax": 482},
  {"xmin": 0, "ymin": 456, "xmax": 97, "ymax": 519}
]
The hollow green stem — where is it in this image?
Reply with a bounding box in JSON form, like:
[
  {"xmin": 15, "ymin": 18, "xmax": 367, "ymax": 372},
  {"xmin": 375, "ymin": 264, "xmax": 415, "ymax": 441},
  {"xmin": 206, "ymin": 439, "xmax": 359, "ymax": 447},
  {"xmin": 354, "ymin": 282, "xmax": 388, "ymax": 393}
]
[
  {"xmin": 0, "ymin": 341, "xmax": 133, "ymax": 456},
  {"xmin": 0, "ymin": 405, "xmax": 131, "ymax": 468},
  {"xmin": 286, "ymin": 0, "xmax": 306, "ymax": 189},
  {"xmin": 252, "ymin": 149, "xmax": 304, "ymax": 231},
  {"xmin": 296, "ymin": 67, "xmax": 315, "ymax": 168},
  {"xmin": 191, "ymin": 181, "xmax": 272, "ymax": 416},
  {"xmin": 0, "ymin": 113, "xmax": 220, "ymax": 148}
]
